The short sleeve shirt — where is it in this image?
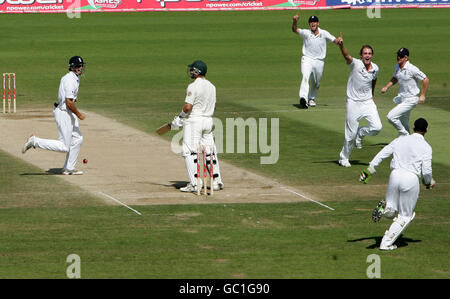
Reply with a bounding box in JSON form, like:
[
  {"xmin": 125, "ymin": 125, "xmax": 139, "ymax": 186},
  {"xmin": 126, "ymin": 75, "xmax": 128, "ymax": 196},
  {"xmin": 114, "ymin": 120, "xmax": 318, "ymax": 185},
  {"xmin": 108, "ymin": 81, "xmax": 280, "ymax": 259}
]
[
  {"xmin": 297, "ymin": 28, "xmax": 336, "ymax": 60},
  {"xmin": 393, "ymin": 61, "xmax": 427, "ymax": 98},
  {"xmin": 57, "ymin": 71, "xmax": 80, "ymax": 111},
  {"xmin": 346, "ymin": 58, "xmax": 379, "ymax": 102},
  {"xmin": 185, "ymin": 77, "xmax": 216, "ymax": 118}
]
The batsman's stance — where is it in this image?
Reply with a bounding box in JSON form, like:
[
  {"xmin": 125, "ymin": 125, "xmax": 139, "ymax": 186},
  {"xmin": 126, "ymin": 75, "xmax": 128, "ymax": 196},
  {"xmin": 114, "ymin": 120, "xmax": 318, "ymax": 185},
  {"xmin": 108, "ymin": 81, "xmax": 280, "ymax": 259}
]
[
  {"xmin": 360, "ymin": 118, "xmax": 435, "ymax": 251},
  {"xmin": 22, "ymin": 56, "xmax": 86, "ymax": 175},
  {"xmin": 171, "ymin": 60, "xmax": 224, "ymax": 193}
]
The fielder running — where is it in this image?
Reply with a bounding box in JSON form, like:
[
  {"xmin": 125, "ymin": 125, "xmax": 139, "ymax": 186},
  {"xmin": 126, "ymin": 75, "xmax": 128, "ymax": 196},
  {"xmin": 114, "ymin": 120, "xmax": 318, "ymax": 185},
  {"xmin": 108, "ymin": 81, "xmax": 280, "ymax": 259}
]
[
  {"xmin": 171, "ymin": 60, "xmax": 224, "ymax": 193},
  {"xmin": 335, "ymin": 34, "xmax": 382, "ymax": 167},
  {"xmin": 292, "ymin": 13, "xmax": 339, "ymax": 109},
  {"xmin": 381, "ymin": 48, "xmax": 429, "ymax": 136},
  {"xmin": 360, "ymin": 118, "xmax": 435, "ymax": 250},
  {"xmin": 22, "ymin": 56, "xmax": 86, "ymax": 175}
]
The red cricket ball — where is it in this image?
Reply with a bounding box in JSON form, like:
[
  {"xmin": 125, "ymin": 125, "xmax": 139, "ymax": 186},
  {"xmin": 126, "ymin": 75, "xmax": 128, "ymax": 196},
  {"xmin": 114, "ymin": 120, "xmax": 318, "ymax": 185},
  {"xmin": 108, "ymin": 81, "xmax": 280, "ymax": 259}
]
[{"xmin": 83, "ymin": 158, "xmax": 88, "ymax": 164}]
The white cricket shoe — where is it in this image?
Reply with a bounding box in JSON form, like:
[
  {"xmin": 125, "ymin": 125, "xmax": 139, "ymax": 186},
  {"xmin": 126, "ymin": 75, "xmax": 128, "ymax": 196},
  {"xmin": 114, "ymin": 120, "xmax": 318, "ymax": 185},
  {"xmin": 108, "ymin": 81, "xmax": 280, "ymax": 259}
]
[
  {"xmin": 180, "ymin": 183, "xmax": 198, "ymax": 193},
  {"xmin": 62, "ymin": 169, "xmax": 84, "ymax": 175},
  {"xmin": 339, "ymin": 159, "xmax": 351, "ymax": 168},
  {"xmin": 380, "ymin": 244, "xmax": 397, "ymax": 251},
  {"xmin": 22, "ymin": 135, "xmax": 35, "ymax": 154},
  {"xmin": 213, "ymin": 181, "xmax": 224, "ymax": 191},
  {"xmin": 308, "ymin": 99, "xmax": 316, "ymax": 107}
]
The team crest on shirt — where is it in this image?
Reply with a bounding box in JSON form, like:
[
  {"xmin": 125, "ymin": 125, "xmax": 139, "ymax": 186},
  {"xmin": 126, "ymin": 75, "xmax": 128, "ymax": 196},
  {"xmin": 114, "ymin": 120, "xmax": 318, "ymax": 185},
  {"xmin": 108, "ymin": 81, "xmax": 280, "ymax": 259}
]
[{"xmin": 360, "ymin": 68, "xmax": 374, "ymax": 79}]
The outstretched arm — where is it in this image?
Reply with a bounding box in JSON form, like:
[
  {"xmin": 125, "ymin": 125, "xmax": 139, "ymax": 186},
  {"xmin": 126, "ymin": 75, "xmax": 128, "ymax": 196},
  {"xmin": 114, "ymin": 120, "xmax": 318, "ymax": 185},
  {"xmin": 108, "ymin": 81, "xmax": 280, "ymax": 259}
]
[{"xmin": 360, "ymin": 142, "xmax": 394, "ymax": 184}]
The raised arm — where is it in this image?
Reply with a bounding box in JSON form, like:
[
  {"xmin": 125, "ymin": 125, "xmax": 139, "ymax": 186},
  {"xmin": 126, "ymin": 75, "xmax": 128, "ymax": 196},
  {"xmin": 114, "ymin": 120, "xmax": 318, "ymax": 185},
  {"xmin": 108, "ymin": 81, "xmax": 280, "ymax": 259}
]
[
  {"xmin": 336, "ymin": 32, "xmax": 353, "ymax": 65},
  {"xmin": 292, "ymin": 13, "xmax": 300, "ymax": 33}
]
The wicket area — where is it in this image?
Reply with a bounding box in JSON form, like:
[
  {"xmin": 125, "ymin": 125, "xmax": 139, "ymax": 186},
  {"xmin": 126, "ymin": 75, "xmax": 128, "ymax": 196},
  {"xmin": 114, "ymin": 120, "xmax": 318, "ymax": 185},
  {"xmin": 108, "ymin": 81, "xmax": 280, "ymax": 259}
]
[
  {"xmin": 2, "ymin": 73, "xmax": 16, "ymax": 114},
  {"xmin": 196, "ymin": 145, "xmax": 215, "ymax": 196}
]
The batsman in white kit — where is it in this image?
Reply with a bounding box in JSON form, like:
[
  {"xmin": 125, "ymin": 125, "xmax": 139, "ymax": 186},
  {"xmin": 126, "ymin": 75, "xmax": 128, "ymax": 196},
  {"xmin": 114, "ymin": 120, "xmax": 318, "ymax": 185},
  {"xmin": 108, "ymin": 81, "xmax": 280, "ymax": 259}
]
[
  {"xmin": 22, "ymin": 56, "xmax": 86, "ymax": 175},
  {"xmin": 335, "ymin": 34, "xmax": 382, "ymax": 168},
  {"xmin": 360, "ymin": 118, "xmax": 435, "ymax": 250},
  {"xmin": 381, "ymin": 48, "xmax": 429, "ymax": 136},
  {"xmin": 292, "ymin": 14, "xmax": 339, "ymax": 108},
  {"xmin": 170, "ymin": 60, "xmax": 224, "ymax": 193}
]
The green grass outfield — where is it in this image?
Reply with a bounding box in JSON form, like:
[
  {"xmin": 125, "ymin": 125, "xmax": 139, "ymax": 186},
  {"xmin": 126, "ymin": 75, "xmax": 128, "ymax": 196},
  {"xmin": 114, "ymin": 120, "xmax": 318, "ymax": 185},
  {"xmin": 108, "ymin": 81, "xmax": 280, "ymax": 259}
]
[{"xmin": 0, "ymin": 8, "xmax": 449, "ymax": 279}]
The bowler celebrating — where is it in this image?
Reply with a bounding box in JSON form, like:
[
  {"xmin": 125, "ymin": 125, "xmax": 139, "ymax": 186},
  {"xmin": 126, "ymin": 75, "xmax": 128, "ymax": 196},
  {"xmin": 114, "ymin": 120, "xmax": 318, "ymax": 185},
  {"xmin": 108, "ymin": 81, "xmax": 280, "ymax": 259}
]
[{"xmin": 335, "ymin": 34, "xmax": 382, "ymax": 168}]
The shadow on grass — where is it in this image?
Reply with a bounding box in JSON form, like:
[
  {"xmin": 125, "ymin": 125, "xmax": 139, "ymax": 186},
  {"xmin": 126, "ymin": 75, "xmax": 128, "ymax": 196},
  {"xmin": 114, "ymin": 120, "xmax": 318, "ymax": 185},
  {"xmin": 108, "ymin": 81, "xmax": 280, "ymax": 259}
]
[
  {"xmin": 20, "ymin": 168, "xmax": 64, "ymax": 175},
  {"xmin": 312, "ymin": 160, "xmax": 369, "ymax": 167},
  {"xmin": 347, "ymin": 235, "xmax": 422, "ymax": 249},
  {"xmin": 291, "ymin": 103, "xmax": 330, "ymax": 109}
]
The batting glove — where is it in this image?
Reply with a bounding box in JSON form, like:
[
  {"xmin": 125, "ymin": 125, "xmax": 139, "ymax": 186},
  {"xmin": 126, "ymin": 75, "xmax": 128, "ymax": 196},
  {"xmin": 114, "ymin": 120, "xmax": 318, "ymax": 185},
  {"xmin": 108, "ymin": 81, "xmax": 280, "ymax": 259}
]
[
  {"xmin": 359, "ymin": 166, "xmax": 376, "ymax": 184},
  {"xmin": 171, "ymin": 116, "xmax": 184, "ymax": 130}
]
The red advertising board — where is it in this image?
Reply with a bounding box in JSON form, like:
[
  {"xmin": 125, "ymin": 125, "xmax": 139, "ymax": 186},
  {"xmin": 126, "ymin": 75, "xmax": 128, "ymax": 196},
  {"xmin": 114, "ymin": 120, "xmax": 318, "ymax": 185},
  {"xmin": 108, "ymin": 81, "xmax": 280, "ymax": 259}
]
[
  {"xmin": 0, "ymin": 0, "xmax": 331, "ymax": 13},
  {"xmin": 1, "ymin": 0, "xmax": 448, "ymax": 13}
]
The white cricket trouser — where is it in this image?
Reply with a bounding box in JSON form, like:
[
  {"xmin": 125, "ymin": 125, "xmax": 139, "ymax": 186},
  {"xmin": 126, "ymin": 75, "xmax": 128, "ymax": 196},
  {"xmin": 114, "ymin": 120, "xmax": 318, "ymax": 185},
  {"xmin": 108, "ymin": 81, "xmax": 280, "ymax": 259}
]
[
  {"xmin": 32, "ymin": 108, "xmax": 83, "ymax": 171},
  {"xmin": 380, "ymin": 168, "xmax": 419, "ymax": 248},
  {"xmin": 182, "ymin": 116, "xmax": 222, "ymax": 187},
  {"xmin": 299, "ymin": 56, "xmax": 324, "ymax": 101},
  {"xmin": 387, "ymin": 96, "xmax": 418, "ymax": 136},
  {"xmin": 385, "ymin": 168, "xmax": 420, "ymax": 217},
  {"xmin": 339, "ymin": 99, "xmax": 382, "ymax": 161}
]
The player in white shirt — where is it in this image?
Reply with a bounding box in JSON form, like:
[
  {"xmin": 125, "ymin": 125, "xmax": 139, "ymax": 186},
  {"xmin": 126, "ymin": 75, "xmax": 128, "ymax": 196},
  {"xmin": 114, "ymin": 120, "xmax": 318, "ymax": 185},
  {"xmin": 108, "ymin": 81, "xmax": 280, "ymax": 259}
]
[
  {"xmin": 171, "ymin": 60, "xmax": 224, "ymax": 193},
  {"xmin": 335, "ymin": 33, "xmax": 382, "ymax": 167},
  {"xmin": 359, "ymin": 118, "xmax": 435, "ymax": 250},
  {"xmin": 292, "ymin": 14, "xmax": 339, "ymax": 108},
  {"xmin": 22, "ymin": 56, "xmax": 86, "ymax": 175},
  {"xmin": 381, "ymin": 48, "xmax": 429, "ymax": 136}
]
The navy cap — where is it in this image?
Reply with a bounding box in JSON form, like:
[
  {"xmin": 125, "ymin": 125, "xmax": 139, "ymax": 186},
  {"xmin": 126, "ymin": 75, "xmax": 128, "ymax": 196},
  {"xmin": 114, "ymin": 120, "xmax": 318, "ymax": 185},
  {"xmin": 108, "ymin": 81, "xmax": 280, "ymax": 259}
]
[
  {"xmin": 69, "ymin": 56, "xmax": 85, "ymax": 67},
  {"xmin": 397, "ymin": 47, "xmax": 409, "ymax": 58},
  {"xmin": 308, "ymin": 15, "xmax": 319, "ymax": 23}
]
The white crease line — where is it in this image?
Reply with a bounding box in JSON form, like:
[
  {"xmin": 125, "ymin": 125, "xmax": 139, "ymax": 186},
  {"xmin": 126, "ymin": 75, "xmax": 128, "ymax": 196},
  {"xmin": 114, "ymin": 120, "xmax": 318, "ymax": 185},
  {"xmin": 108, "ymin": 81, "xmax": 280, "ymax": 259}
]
[
  {"xmin": 280, "ymin": 187, "xmax": 335, "ymax": 211},
  {"xmin": 97, "ymin": 191, "xmax": 142, "ymax": 216}
]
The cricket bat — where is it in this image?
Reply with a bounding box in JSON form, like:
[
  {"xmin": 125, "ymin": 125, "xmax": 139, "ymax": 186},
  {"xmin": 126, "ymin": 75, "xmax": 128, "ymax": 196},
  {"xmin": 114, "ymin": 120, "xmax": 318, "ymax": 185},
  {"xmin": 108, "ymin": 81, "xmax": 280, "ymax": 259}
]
[{"xmin": 156, "ymin": 123, "xmax": 172, "ymax": 135}]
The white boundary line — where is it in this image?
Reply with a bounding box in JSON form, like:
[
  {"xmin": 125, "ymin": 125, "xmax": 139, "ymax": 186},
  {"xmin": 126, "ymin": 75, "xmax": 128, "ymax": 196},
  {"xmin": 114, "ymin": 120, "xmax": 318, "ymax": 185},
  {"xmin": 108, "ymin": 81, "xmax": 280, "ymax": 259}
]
[
  {"xmin": 97, "ymin": 191, "xmax": 142, "ymax": 216},
  {"xmin": 280, "ymin": 187, "xmax": 335, "ymax": 211}
]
